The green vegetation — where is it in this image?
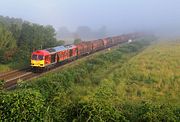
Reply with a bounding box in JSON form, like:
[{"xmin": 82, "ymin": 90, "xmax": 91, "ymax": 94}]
[
  {"xmin": 1, "ymin": 37, "xmax": 180, "ymax": 121},
  {"xmin": 0, "ymin": 16, "xmax": 61, "ymax": 72},
  {"xmin": 74, "ymin": 38, "xmax": 82, "ymax": 44},
  {"xmin": 0, "ymin": 89, "xmax": 44, "ymax": 121},
  {"xmin": 116, "ymin": 40, "xmax": 180, "ymax": 104}
]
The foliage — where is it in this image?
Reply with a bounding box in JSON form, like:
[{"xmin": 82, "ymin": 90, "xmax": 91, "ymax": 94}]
[
  {"xmin": 1, "ymin": 37, "xmax": 180, "ymax": 121},
  {"xmin": 64, "ymin": 101, "xmax": 127, "ymax": 122},
  {"xmin": 116, "ymin": 40, "xmax": 180, "ymax": 103},
  {"xmin": 0, "ymin": 16, "xmax": 58, "ymax": 71},
  {"xmin": 0, "ymin": 80, "xmax": 5, "ymax": 91},
  {"xmin": 57, "ymin": 40, "xmax": 65, "ymax": 45},
  {"xmin": 74, "ymin": 38, "xmax": 82, "ymax": 44},
  {"xmin": 0, "ymin": 24, "xmax": 17, "ymax": 63},
  {"xmin": 0, "ymin": 89, "xmax": 45, "ymax": 121},
  {"xmin": 18, "ymin": 23, "xmax": 57, "ymax": 52},
  {"xmin": 137, "ymin": 102, "xmax": 178, "ymax": 122},
  {"xmin": 119, "ymin": 101, "xmax": 180, "ymax": 122}
]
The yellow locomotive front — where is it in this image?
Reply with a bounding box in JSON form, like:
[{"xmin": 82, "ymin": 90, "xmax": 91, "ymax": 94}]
[
  {"xmin": 31, "ymin": 50, "xmax": 48, "ymax": 68},
  {"xmin": 31, "ymin": 54, "xmax": 45, "ymax": 67}
]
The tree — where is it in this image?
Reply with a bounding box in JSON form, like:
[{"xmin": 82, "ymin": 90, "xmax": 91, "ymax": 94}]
[
  {"xmin": 0, "ymin": 24, "xmax": 16, "ymax": 49},
  {"xmin": 18, "ymin": 22, "xmax": 34, "ymax": 51},
  {"xmin": 0, "ymin": 24, "xmax": 17, "ymax": 63},
  {"xmin": 74, "ymin": 38, "xmax": 82, "ymax": 44},
  {"xmin": 18, "ymin": 23, "xmax": 57, "ymax": 51},
  {"xmin": 9, "ymin": 23, "xmax": 22, "ymax": 40},
  {"xmin": 42, "ymin": 25, "xmax": 57, "ymax": 48},
  {"xmin": 56, "ymin": 40, "xmax": 65, "ymax": 46},
  {"xmin": 0, "ymin": 15, "xmax": 58, "ymax": 65}
]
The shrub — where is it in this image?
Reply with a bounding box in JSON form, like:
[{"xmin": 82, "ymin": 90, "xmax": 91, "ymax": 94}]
[
  {"xmin": 137, "ymin": 102, "xmax": 178, "ymax": 122},
  {"xmin": 0, "ymin": 89, "xmax": 45, "ymax": 121}
]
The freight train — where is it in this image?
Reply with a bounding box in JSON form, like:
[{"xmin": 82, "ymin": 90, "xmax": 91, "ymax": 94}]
[{"xmin": 31, "ymin": 33, "xmax": 141, "ymax": 71}]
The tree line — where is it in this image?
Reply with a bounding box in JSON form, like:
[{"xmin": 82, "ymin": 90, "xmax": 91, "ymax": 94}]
[{"xmin": 0, "ymin": 16, "xmax": 63, "ymax": 66}]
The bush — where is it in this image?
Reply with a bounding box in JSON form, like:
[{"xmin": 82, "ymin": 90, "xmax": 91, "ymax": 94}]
[
  {"xmin": 137, "ymin": 102, "xmax": 178, "ymax": 122},
  {"xmin": 120, "ymin": 102, "xmax": 179, "ymax": 122},
  {"xmin": 0, "ymin": 89, "xmax": 45, "ymax": 121},
  {"xmin": 65, "ymin": 101, "xmax": 128, "ymax": 122}
]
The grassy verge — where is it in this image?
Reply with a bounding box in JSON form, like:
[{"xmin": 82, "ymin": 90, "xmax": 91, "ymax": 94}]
[
  {"xmin": 0, "ymin": 64, "xmax": 11, "ymax": 73},
  {"xmin": 0, "ymin": 61, "xmax": 29, "ymax": 73}
]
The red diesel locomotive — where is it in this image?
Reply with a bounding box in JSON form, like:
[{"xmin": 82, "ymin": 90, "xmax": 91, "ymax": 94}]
[{"xmin": 31, "ymin": 33, "xmax": 141, "ymax": 70}]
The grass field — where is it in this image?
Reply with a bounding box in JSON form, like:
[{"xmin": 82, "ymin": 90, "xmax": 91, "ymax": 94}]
[
  {"xmin": 1, "ymin": 37, "xmax": 180, "ymax": 121},
  {"xmin": 112, "ymin": 40, "xmax": 180, "ymax": 105}
]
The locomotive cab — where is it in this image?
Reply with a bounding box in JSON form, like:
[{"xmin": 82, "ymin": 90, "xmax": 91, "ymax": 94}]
[
  {"xmin": 31, "ymin": 54, "xmax": 45, "ymax": 67},
  {"xmin": 31, "ymin": 50, "xmax": 49, "ymax": 68}
]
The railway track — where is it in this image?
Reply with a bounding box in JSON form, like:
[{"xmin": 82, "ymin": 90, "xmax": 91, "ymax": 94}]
[
  {"xmin": 0, "ymin": 68, "xmax": 36, "ymax": 89},
  {"xmin": 3, "ymin": 72, "xmax": 40, "ymax": 89},
  {"xmin": 0, "ymin": 68, "xmax": 30, "ymax": 80},
  {"xmin": 1, "ymin": 63, "xmax": 74, "ymax": 89}
]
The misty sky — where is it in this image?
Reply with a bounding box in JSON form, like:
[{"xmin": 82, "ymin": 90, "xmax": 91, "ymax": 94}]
[{"xmin": 1, "ymin": 0, "xmax": 180, "ymax": 34}]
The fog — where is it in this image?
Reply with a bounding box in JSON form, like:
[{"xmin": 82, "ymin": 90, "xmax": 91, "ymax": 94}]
[
  {"xmin": 56, "ymin": 26, "xmax": 108, "ymax": 41},
  {"xmin": 1, "ymin": 0, "xmax": 180, "ymax": 39}
]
